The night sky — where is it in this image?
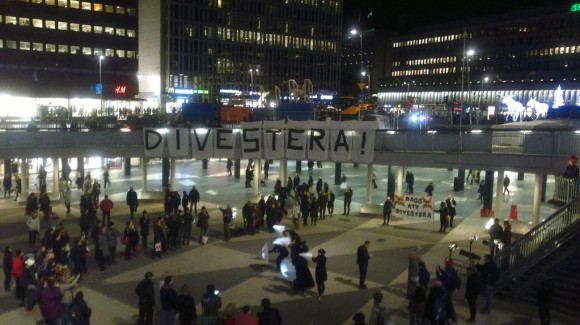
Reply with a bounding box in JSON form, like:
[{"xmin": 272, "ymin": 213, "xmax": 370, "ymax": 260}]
[{"xmin": 343, "ymin": 0, "xmax": 573, "ymax": 33}]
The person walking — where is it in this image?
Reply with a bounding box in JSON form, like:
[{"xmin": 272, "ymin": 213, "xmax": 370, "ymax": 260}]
[
  {"xmin": 327, "ymin": 190, "xmax": 335, "ymax": 217},
  {"xmin": 99, "ymin": 194, "xmax": 114, "ymax": 226},
  {"xmin": 476, "ymin": 254, "xmax": 500, "ymax": 314},
  {"xmin": 356, "ymin": 240, "xmax": 371, "ymax": 289},
  {"xmin": 383, "ymin": 197, "xmax": 394, "ymax": 225},
  {"xmin": 3, "ymin": 247, "xmax": 13, "ymax": 292},
  {"xmin": 26, "ymin": 212, "xmax": 40, "ymax": 247},
  {"xmin": 63, "ymin": 181, "xmax": 71, "ymax": 214},
  {"xmin": 312, "ymin": 248, "xmax": 327, "ymax": 300},
  {"xmin": 160, "ymin": 276, "xmax": 178, "ymax": 325},
  {"xmin": 219, "ymin": 204, "xmax": 233, "ymax": 242},
  {"xmin": 464, "ymin": 266, "xmax": 479, "ymax": 323},
  {"xmin": 139, "ymin": 210, "xmax": 151, "ymax": 249},
  {"xmin": 406, "ymin": 171, "xmax": 415, "ymax": 194},
  {"xmin": 126, "ymin": 187, "xmax": 138, "ymax": 219},
  {"xmin": 503, "ymin": 175, "xmax": 511, "ymax": 195},
  {"xmin": 135, "ymin": 271, "xmax": 155, "ymax": 325},
  {"xmin": 188, "ymin": 186, "xmax": 200, "ymax": 215},
  {"xmin": 197, "ymin": 206, "xmax": 210, "ymax": 244}
]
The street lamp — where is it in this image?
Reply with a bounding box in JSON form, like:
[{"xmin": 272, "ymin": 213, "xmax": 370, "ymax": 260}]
[
  {"xmin": 361, "ymin": 71, "xmax": 370, "ymax": 97},
  {"xmin": 249, "ymin": 68, "xmax": 259, "ymax": 91},
  {"xmin": 98, "ymin": 55, "xmax": 104, "ymax": 115},
  {"xmin": 478, "ymin": 77, "xmax": 489, "ymax": 124},
  {"xmin": 350, "ymin": 29, "xmax": 364, "ymax": 82}
]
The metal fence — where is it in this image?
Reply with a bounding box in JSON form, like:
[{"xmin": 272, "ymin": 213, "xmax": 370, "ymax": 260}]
[{"xmin": 552, "ymin": 176, "xmax": 578, "ymax": 204}]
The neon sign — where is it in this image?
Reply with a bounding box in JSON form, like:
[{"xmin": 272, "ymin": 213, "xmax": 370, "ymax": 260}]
[
  {"xmin": 114, "ymin": 85, "xmax": 127, "ymax": 94},
  {"xmin": 571, "ymin": 3, "xmax": 580, "ymax": 12}
]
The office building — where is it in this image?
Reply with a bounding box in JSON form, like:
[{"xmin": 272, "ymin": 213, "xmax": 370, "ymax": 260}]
[
  {"xmin": 138, "ymin": 0, "xmax": 343, "ymax": 109},
  {"xmin": 0, "ymin": 0, "xmax": 138, "ymax": 117}
]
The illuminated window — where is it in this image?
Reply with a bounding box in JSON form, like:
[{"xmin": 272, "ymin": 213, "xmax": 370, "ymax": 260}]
[
  {"xmin": 127, "ymin": 8, "xmax": 136, "ymax": 15},
  {"xmin": 93, "ymin": 48, "xmax": 102, "ymax": 55},
  {"xmin": 5, "ymin": 16, "xmax": 17, "ymax": 25},
  {"xmin": 46, "ymin": 0, "xmax": 55, "ymax": 4},
  {"xmin": 105, "ymin": 48, "xmax": 114, "ymax": 56},
  {"xmin": 93, "ymin": 3, "xmax": 102, "ymax": 11},
  {"xmin": 19, "ymin": 18, "xmax": 30, "ymax": 27},
  {"xmin": 58, "ymin": 21, "xmax": 67, "ymax": 30},
  {"xmin": 46, "ymin": 20, "xmax": 56, "ymax": 29},
  {"xmin": 81, "ymin": 2, "xmax": 91, "ymax": 10},
  {"xmin": 82, "ymin": 24, "xmax": 91, "ymax": 32},
  {"xmin": 82, "ymin": 47, "xmax": 91, "ymax": 55},
  {"xmin": 32, "ymin": 0, "xmax": 43, "ymax": 3},
  {"xmin": 115, "ymin": 28, "xmax": 125, "ymax": 36},
  {"xmin": 70, "ymin": 1, "xmax": 79, "ymax": 9},
  {"xmin": 20, "ymin": 41, "xmax": 31, "ymax": 50},
  {"xmin": 70, "ymin": 23, "xmax": 80, "ymax": 32},
  {"xmin": 126, "ymin": 50, "xmax": 136, "ymax": 58},
  {"xmin": 32, "ymin": 42, "xmax": 43, "ymax": 51},
  {"xmin": 0, "ymin": 40, "xmax": 3, "ymax": 49},
  {"xmin": 115, "ymin": 6, "xmax": 125, "ymax": 14},
  {"xmin": 33, "ymin": 19, "xmax": 42, "ymax": 28},
  {"xmin": 46, "ymin": 43, "xmax": 56, "ymax": 52},
  {"xmin": 116, "ymin": 49, "xmax": 125, "ymax": 58},
  {"xmin": 57, "ymin": 0, "xmax": 67, "ymax": 8},
  {"xmin": 6, "ymin": 40, "xmax": 17, "ymax": 49},
  {"xmin": 104, "ymin": 27, "xmax": 114, "ymax": 35},
  {"xmin": 127, "ymin": 29, "xmax": 136, "ymax": 37},
  {"xmin": 70, "ymin": 45, "xmax": 79, "ymax": 54},
  {"xmin": 105, "ymin": 5, "xmax": 114, "ymax": 13},
  {"xmin": 94, "ymin": 26, "xmax": 102, "ymax": 34},
  {"xmin": 58, "ymin": 44, "xmax": 68, "ymax": 53}
]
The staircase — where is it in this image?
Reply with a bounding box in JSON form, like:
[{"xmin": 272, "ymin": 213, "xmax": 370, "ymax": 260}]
[{"xmin": 493, "ymin": 198, "xmax": 580, "ymax": 316}]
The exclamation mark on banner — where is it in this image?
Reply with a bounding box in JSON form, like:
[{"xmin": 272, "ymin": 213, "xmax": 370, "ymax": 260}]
[{"xmin": 361, "ymin": 132, "xmax": 366, "ymax": 155}]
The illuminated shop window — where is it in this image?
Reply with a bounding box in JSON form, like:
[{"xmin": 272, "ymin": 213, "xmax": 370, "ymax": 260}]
[
  {"xmin": 94, "ymin": 3, "xmax": 102, "ymax": 11},
  {"xmin": 46, "ymin": 43, "xmax": 56, "ymax": 52},
  {"xmin": 104, "ymin": 27, "xmax": 114, "ymax": 35},
  {"xmin": 57, "ymin": 0, "xmax": 67, "ymax": 8},
  {"xmin": 127, "ymin": 29, "xmax": 136, "ymax": 37},
  {"xmin": 94, "ymin": 26, "xmax": 102, "ymax": 34},
  {"xmin": 116, "ymin": 49, "xmax": 125, "ymax": 57},
  {"xmin": 115, "ymin": 6, "xmax": 125, "ymax": 14},
  {"xmin": 81, "ymin": 2, "xmax": 91, "ymax": 10},
  {"xmin": 82, "ymin": 24, "xmax": 91, "ymax": 32},
  {"xmin": 19, "ymin": 18, "xmax": 30, "ymax": 26},
  {"xmin": 46, "ymin": 20, "xmax": 56, "ymax": 29},
  {"xmin": 70, "ymin": 23, "xmax": 80, "ymax": 32},
  {"xmin": 20, "ymin": 41, "xmax": 31, "ymax": 50},
  {"xmin": 105, "ymin": 5, "xmax": 114, "ymax": 13},
  {"xmin": 127, "ymin": 8, "xmax": 136, "ymax": 15},
  {"xmin": 58, "ymin": 44, "xmax": 68, "ymax": 53},
  {"xmin": 82, "ymin": 47, "xmax": 91, "ymax": 55},
  {"xmin": 70, "ymin": 1, "xmax": 79, "ymax": 9},
  {"xmin": 116, "ymin": 28, "xmax": 125, "ymax": 36},
  {"xmin": 33, "ymin": 19, "xmax": 43, "ymax": 28},
  {"xmin": 126, "ymin": 50, "xmax": 136, "ymax": 58},
  {"xmin": 70, "ymin": 45, "xmax": 79, "ymax": 54},
  {"xmin": 5, "ymin": 16, "xmax": 17, "ymax": 25},
  {"xmin": 58, "ymin": 21, "xmax": 67, "ymax": 30}
]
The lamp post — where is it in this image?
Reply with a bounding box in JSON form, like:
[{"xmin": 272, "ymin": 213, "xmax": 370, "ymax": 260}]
[
  {"xmin": 478, "ymin": 77, "xmax": 489, "ymax": 124},
  {"xmin": 98, "ymin": 55, "xmax": 104, "ymax": 116},
  {"xmin": 361, "ymin": 71, "xmax": 370, "ymax": 97},
  {"xmin": 350, "ymin": 29, "xmax": 364, "ymax": 82},
  {"xmin": 249, "ymin": 68, "xmax": 258, "ymax": 92}
]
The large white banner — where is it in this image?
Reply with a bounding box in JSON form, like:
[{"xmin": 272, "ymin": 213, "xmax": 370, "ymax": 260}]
[
  {"xmin": 393, "ymin": 194, "xmax": 434, "ymax": 219},
  {"xmin": 262, "ymin": 120, "xmax": 286, "ymax": 160},
  {"xmin": 143, "ymin": 120, "xmax": 379, "ymax": 161}
]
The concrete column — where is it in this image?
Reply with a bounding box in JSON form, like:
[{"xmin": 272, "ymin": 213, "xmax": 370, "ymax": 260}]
[
  {"xmin": 21, "ymin": 159, "xmax": 29, "ymax": 197},
  {"xmin": 280, "ymin": 160, "xmax": 287, "ymax": 187},
  {"xmin": 397, "ymin": 166, "xmax": 404, "ymax": 194},
  {"xmin": 495, "ymin": 170, "xmax": 505, "ymax": 219},
  {"xmin": 387, "ymin": 165, "xmax": 395, "ymax": 199},
  {"xmin": 77, "ymin": 157, "xmax": 85, "ymax": 183},
  {"xmin": 296, "ymin": 160, "xmax": 302, "ymax": 174},
  {"xmin": 334, "ymin": 163, "xmax": 342, "ymax": 185},
  {"xmin": 3, "ymin": 160, "xmax": 10, "ymax": 175},
  {"xmin": 532, "ymin": 174, "xmax": 542, "ymax": 226},
  {"xmin": 366, "ymin": 164, "xmax": 373, "ymax": 205},
  {"xmin": 253, "ymin": 159, "xmax": 261, "ymax": 196},
  {"xmin": 202, "ymin": 159, "xmax": 208, "ymax": 169},
  {"xmin": 141, "ymin": 158, "xmax": 148, "ymax": 192},
  {"xmin": 124, "ymin": 157, "xmax": 131, "ymax": 176},
  {"xmin": 541, "ymin": 174, "xmax": 547, "ymax": 203},
  {"xmin": 455, "ymin": 169, "xmax": 465, "ymax": 191},
  {"xmin": 483, "ymin": 170, "xmax": 494, "ymax": 210},
  {"xmin": 52, "ymin": 157, "xmax": 59, "ymax": 196},
  {"xmin": 162, "ymin": 158, "xmax": 170, "ymax": 189},
  {"xmin": 170, "ymin": 158, "xmax": 176, "ymax": 191},
  {"xmin": 234, "ymin": 159, "xmax": 241, "ymax": 179},
  {"xmin": 517, "ymin": 172, "xmax": 525, "ymax": 181}
]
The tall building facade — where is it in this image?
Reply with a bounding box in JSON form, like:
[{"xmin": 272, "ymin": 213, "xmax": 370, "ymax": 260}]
[
  {"xmin": 376, "ymin": 2, "xmax": 580, "ymax": 119},
  {"xmin": 0, "ymin": 0, "xmax": 138, "ymax": 117},
  {"xmin": 138, "ymin": 0, "xmax": 343, "ymax": 109}
]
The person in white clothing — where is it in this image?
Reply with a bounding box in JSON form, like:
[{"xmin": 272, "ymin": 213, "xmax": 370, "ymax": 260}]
[{"xmin": 26, "ymin": 212, "xmax": 40, "ymax": 247}]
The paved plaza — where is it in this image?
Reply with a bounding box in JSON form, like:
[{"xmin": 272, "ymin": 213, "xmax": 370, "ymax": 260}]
[{"xmin": 0, "ymin": 160, "xmax": 578, "ymax": 324}]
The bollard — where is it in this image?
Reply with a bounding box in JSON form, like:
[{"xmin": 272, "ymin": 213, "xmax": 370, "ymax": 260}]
[{"xmin": 510, "ymin": 204, "xmax": 518, "ymax": 221}]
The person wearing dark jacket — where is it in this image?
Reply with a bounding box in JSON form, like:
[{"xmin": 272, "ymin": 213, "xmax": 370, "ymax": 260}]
[
  {"xmin": 188, "ymin": 186, "xmax": 200, "ymax": 215},
  {"xmin": 424, "ymin": 281, "xmax": 452, "ymax": 325},
  {"xmin": 160, "ymin": 276, "xmax": 178, "ymax": 325},
  {"xmin": 135, "ymin": 271, "xmax": 155, "ymax": 325},
  {"xmin": 563, "ymin": 155, "xmax": 579, "ymax": 179},
  {"xmin": 176, "ymin": 284, "xmax": 197, "ymax": 325},
  {"xmin": 3, "ymin": 247, "xmax": 12, "ymax": 292},
  {"xmin": 437, "ymin": 202, "xmax": 449, "ymax": 233},
  {"xmin": 126, "ymin": 187, "xmax": 138, "ymax": 219},
  {"xmin": 464, "ymin": 267, "xmax": 479, "ymax": 322},
  {"xmin": 356, "ymin": 240, "xmax": 371, "ymax": 289},
  {"xmin": 258, "ymin": 298, "xmax": 282, "ymax": 325},
  {"xmin": 476, "ymin": 254, "xmax": 500, "ymax": 314},
  {"xmin": 537, "ymin": 272, "xmax": 554, "ymax": 325},
  {"xmin": 312, "ymin": 248, "xmax": 327, "ymax": 299},
  {"xmin": 269, "ymin": 244, "xmax": 289, "ymax": 273},
  {"xmin": 425, "ymin": 182, "xmax": 434, "ymax": 197},
  {"xmin": 383, "ymin": 197, "xmax": 394, "ymax": 225},
  {"xmin": 139, "ymin": 211, "xmax": 151, "ymax": 249}
]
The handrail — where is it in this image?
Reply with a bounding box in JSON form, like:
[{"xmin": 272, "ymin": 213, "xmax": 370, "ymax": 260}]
[
  {"xmin": 494, "ymin": 197, "xmax": 580, "ymax": 293},
  {"xmin": 552, "ymin": 176, "xmax": 578, "ymax": 204}
]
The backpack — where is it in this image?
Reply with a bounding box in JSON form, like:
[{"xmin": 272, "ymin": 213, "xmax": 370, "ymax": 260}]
[{"xmin": 432, "ymin": 294, "xmax": 447, "ymax": 324}]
